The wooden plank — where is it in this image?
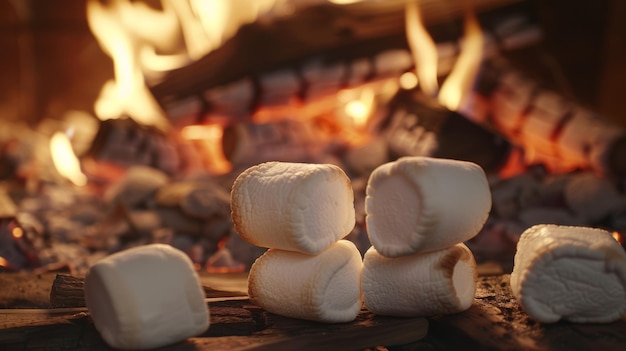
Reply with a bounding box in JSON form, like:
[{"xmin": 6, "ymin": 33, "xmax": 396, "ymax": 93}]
[
  {"xmin": 2, "ymin": 273, "xmax": 625, "ymax": 350},
  {"xmin": 0, "ymin": 300, "xmax": 428, "ymax": 351},
  {"xmin": 424, "ymin": 275, "xmax": 626, "ymax": 351}
]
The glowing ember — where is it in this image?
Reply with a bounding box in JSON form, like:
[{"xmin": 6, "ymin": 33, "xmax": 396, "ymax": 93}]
[
  {"xmin": 341, "ymin": 88, "xmax": 375, "ymax": 129},
  {"xmin": 50, "ymin": 131, "xmax": 88, "ymax": 186},
  {"xmin": 0, "ymin": 256, "xmax": 9, "ymax": 269},
  {"xmin": 181, "ymin": 124, "xmax": 232, "ymax": 174},
  {"xmin": 11, "ymin": 227, "xmax": 23, "ymax": 239}
]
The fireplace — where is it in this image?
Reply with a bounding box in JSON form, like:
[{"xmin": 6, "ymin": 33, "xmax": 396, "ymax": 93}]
[{"xmin": 1, "ymin": 0, "xmax": 626, "ymax": 275}]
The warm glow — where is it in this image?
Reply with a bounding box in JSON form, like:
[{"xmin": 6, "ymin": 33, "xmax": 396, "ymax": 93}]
[
  {"xmin": 405, "ymin": 0, "xmax": 439, "ymax": 97},
  {"xmin": 12, "ymin": 227, "xmax": 23, "ymax": 239},
  {"xmin": 0, "ymin": 256, "xmax": 8, "ymax": 268},
  {"xmin": 438, "ymin": 11, "xmax": 484, "ymax": 111},
  {"xmin": 345, "ymin": 101, "xmax": 369, "ymax": 126},
  {"xmin": 181, "ymin": 124, "xmax": 223, "ymax": 140},
  {"xmin": 181, "ymin": 124, "xmax": 232, "ymax": 174},
  {"xmin": 338, "ymin": 87, "xmax": 376, "ymax": 132},
  {"xmin": 87, "ymin": 0, "xmax": 172, "ymax": 131},
  {"xmin": 50, "ymin": 131, "xmax": 88, "ymax": 186},
  {"xmin": 399, "ymin": 71, "xmax": 419, "ymax": 90},
  {"xmin": 87, "ymin": 0, "xmax": 286, "ymax": 131},
  {"xmin": 613, "ymin": 231, "xmax": 623, "ymax": 244}
]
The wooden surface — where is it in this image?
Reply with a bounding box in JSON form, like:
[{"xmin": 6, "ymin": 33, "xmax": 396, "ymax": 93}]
[{"xmin": 1, "ymin": 272, "xmax": 625, "ymax": 350}]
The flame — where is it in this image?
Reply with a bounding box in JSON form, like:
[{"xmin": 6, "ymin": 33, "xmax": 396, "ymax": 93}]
[
  {"xmin": 50, "ymin": 131, "xmax": 88, "ymax": 186},
  {"xmin": 87, "ymin": 0, "xmax": 285, "ymax": 131},
  {"xmin": 405, "ymin": 0, "xmax": 439, "ymax": 97},
  {"xmin": 438, "ymin": 10, "xmax": 484, "ymax": 111},
  {"xmin": 405, "ymin": 0, "xmax": 484, "ymax": 111},
  {"xmin": 612, "ymin": 231, "xmax": 623, "ymax": 244},
  {"xmin": 0, "ymin": 256, "xmax": 9, "ymax": 268},
  {"xmin": 181, "ymin": 124, "xmax": 232, "ymax": 174}
]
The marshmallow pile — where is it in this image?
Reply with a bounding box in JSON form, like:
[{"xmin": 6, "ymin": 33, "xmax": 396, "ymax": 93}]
[
  {"xmin": 362, "ymin": 156, "xmax": 491, "ymax": 316},
  {"xmin": 84, "ymin": 244, "xmax": 210, "ymax": 350},
  {"xmin": 511, "ymin": 224, "xmax": 626, "ymax": 323},
  {"xmin": 231, "ymin": 161, "xmax": 363, "ymax": 323}
]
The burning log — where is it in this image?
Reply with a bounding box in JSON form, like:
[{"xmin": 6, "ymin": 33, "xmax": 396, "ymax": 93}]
[
  {"xmin": 86, "ymin": 118, "xmax": 181, "ymax": 175},
  {"xmin": 469, "ymin": 57, "xmax": 626, "ymax": 177},
  {"xmin": 151, "ymin": 0, "xmax": 541, "ymax": 124},
  {"xmin": 381, "ymin": 91, "xmax": 514, "ymax": 173},
  {"xmin": 222, "ymin": 118, "xmax": 330, "ymax": 169}
]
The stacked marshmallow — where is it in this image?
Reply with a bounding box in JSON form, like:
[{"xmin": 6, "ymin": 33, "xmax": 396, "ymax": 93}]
[
  {"xmin": 362, "ymin": 156, "xmax": 491, "ymax": 316},
  {"xmin": 230, "ymin": 161, "xmax": 363, "ymax": 323}
]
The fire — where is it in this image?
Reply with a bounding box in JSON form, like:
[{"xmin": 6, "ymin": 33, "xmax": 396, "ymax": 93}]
[
  {"xmin": 405, "ymin": 0, "xmax": 484, "ymax": 111},
  {"xmin": 438, "ymin": 11, "xmax": 484, "ymax": 111},
  {"xmin": 0, "ymin": 256, "xmax": 9, "ymax": 269},
  {"xmin": 181, "ymin": 124, "xmax": 232, "ymax": 174},
  {"xmin": 87, "ymin": 0, "xmax": 283, "ymax": 131},
  {"xmin": 50, "ymin": 131, "xmax": 88, "ymax": 186},
  {"xmin": 405, "ymin": 0, "xmax": 439, "ymax": 97},
  {"xmin": 87, "ymin": 0, "xmax": 171, "ymax": 131}
]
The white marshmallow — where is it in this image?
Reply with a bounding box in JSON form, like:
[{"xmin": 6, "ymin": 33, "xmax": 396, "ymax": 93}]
[
  {"xmin": 510, "ymin": 224, "xmax": 626, "ymax": 323},
  {"xmin": 231, "ymin": 161, "xmax": 356, "ymax": 254},
  {"xmin": 84, "ymin": 244, "xmax": 210, "ymax": 350},
  {"xmin": 362, "ymin": 243, "xmax": 477, "ymax": 317},
  {"xmin": 365, "ymin": 156, "xmax": 491, "ymax": 257},
  {"xmin": 248, "ymin": 240, "xmax": 363, "ymax": 323}
]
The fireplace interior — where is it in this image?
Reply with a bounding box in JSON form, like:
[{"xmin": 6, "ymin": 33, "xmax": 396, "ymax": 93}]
[{"xmin": 0, "ymin": 0, "xmax": 626, "ymax": 350}]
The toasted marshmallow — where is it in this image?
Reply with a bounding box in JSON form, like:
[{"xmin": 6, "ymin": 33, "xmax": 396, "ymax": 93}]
[
  {"xmin": 248, "ymin": 240, "xmax": 363, "ymax": 323},
  {"xmin": 84, "ymin": 244, "xmax": 209, "ymax": 350},
  {"xmin": 365, "ymin": 156, "xmax": 491, "ymax": 257},
  {"xmin": 362, "ymin": 243, "xmax": 477, "ymax": 317},
  {"xmin": 511, "ymin": 224, "xmax": 626, "ymax": 323},
  {"xmin": 231, "ymin": 161, "xmax": 355, "ymax": 254}
]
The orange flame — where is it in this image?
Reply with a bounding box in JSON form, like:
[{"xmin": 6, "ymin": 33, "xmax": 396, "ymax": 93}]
[
  {"xmin": 405, "ymin": 0, "xmax": 484, "ymax": 111},
  {"xmin": 0, "ymin": 256, "xmax": 9, "ymax": 268},
  {"xmin": 50, "ymin": 131, "xmax": 87, "ymax": 186},
  {"xmin": 438, "ymin": 10, "xmax": 484, "ymax": 111},
  {"xmin": 405, "ymin": 0, "xmax": 439, "ymax": 97},
  {"xmin": 612, "ymin": 231, "xmax": 623, "ymax": 244},
  {"xmin": 181, "ymin": 124, "xmax": 232, "ymax": 174}
]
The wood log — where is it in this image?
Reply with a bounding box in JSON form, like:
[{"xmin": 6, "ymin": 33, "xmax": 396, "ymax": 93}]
[{"xmin": 151, "ymin": 0, "xmax": 535, "ymax": 105}]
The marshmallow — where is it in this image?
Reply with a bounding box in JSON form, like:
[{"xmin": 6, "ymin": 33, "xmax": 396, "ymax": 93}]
[
  {"xmin": 84, "ymin": 244, "xmax": 210, "ymax": 350},
  {"xmin": 231, "ymin": 161, "xmax": 356, "ymax": 254},
  {"xmin": 248, "ymin": 240, "xmax": 363, "ymax": 323},
  {"xmin": 362, "ymin": 243, "xmax": 477, "ymax": 317},
  {"xmin": 365, "ymin": 156, "xmax": 491, "ymax": 257},
  {"xmin": 510, "ymin": 224, "xmax": 626, "ymax": 323}
]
